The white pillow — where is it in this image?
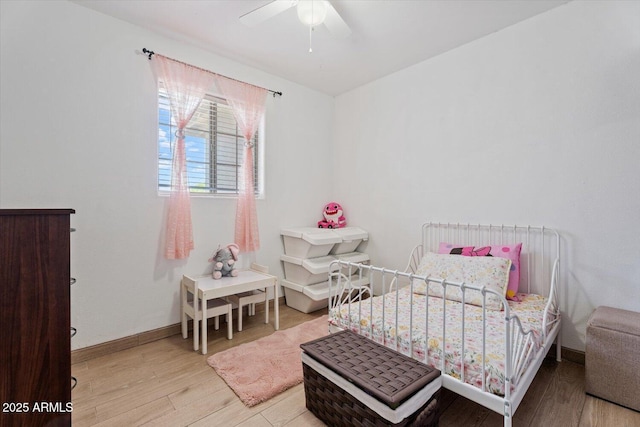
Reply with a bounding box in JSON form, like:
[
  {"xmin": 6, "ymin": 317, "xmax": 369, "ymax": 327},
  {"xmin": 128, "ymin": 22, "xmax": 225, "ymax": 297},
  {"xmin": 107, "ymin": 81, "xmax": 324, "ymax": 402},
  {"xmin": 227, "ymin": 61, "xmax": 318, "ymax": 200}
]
[{"xmin": 412, "ymin": 252, "xmax": 511, "ymax": 311}]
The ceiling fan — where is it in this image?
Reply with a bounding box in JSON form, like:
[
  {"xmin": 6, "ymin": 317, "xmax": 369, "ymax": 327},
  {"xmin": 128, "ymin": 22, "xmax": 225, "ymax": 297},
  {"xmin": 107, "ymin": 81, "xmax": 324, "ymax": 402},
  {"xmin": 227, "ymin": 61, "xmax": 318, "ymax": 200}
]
[{"xmin": 240, "ymin": 0, "xmax": 352, "ymax": 52}]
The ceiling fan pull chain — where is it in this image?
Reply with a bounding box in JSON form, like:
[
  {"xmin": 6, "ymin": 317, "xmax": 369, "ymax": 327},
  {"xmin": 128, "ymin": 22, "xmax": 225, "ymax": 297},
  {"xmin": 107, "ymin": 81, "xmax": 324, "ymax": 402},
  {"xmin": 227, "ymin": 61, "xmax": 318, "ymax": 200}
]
[{"xmin": 309, "ymin": 0, "xmax": 314, "ymax": 53}]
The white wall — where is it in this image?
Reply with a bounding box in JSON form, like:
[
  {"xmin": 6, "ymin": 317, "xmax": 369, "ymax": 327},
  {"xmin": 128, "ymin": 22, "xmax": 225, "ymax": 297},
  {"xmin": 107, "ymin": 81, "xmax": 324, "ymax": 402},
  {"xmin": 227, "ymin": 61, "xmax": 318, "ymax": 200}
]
[
  {"xmin": 0, "ymin": 0, "xmax": 335, "ymax": 349},
  {"xmin": 333, "ymin": 0, "xmax": 640, "ymax": 351}
]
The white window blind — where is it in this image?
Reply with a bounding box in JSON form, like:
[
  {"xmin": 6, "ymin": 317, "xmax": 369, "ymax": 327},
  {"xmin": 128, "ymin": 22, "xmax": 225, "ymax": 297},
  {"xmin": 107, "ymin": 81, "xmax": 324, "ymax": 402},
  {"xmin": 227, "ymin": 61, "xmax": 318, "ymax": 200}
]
[{"xmin": 157, "ymin": 84, "xmax": 261, "ymax": 195}]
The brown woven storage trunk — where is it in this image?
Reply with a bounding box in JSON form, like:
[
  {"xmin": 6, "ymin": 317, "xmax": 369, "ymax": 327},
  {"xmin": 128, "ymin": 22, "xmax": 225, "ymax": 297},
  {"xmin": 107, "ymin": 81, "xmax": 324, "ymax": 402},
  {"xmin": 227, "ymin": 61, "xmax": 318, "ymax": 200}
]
[{"xmin": 301, "ymin": 330, "xmax": 441, "ymax": 427}]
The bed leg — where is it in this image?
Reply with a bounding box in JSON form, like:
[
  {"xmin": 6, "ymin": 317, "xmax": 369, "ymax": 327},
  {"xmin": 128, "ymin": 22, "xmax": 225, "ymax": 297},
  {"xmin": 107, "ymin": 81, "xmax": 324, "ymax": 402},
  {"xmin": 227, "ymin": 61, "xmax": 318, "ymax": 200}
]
[
  {"xmin": 556, "ymin": 329, "xmax": 562, "ymax": 362},
  {"xmin": 503, "ymin": 402, "xmax": 512, "ymax": 427}
]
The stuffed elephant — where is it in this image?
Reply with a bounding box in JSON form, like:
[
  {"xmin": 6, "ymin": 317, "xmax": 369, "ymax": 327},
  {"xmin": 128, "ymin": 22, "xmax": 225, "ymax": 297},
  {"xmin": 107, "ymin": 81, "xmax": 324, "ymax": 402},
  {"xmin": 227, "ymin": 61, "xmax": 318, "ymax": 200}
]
[{"xmin": 209, "ymin": 243, "xmax": 240, "ymax": 279}]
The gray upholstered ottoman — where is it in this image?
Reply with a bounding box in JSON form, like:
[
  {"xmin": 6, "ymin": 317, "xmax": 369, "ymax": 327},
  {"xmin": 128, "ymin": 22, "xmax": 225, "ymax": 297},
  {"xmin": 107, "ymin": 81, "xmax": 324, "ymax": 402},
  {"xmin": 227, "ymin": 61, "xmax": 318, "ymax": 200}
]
[
  {"xmin": 301, "ymin": 330, "xmax": 441, "ymax": 426},
  {"xmin": 585, "ymin": 306, "xmax": 640, "ymax": 411}
]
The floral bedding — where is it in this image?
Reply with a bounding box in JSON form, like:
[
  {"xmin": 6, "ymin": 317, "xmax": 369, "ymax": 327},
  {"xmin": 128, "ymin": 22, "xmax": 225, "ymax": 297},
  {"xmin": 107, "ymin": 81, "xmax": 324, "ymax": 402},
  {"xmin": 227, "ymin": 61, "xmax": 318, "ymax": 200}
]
[{"xmin": 328, "ymin": 287, "xmax": 549, "ymax": 396}]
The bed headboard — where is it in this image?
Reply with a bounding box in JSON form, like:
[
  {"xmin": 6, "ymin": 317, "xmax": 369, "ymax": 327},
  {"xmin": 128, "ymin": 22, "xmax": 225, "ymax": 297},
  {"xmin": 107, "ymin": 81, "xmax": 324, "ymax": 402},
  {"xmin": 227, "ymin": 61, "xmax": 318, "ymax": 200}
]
[{"xmin": 422, "ymin": 222, "xmax": 560, "ymax": 297}]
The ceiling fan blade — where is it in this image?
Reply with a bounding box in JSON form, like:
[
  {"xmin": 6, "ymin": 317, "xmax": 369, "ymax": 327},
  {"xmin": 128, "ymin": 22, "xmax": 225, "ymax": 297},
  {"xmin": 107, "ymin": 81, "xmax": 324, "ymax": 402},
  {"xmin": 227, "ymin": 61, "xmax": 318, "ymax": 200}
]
[
  {"xmin": 323, "ymin": 1, "xmax": 351, "ymax": 38},
  {"xmin": 240, "ymin": 0, "xmax": 296, "ymax": 27}
]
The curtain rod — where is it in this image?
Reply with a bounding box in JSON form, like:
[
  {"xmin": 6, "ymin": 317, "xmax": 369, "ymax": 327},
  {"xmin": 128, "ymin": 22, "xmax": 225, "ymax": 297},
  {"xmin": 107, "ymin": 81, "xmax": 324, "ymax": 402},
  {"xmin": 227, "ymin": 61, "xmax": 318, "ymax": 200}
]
[{"xmin": 142, "ymin": 48, "xmax": 283, "ymax": 97}]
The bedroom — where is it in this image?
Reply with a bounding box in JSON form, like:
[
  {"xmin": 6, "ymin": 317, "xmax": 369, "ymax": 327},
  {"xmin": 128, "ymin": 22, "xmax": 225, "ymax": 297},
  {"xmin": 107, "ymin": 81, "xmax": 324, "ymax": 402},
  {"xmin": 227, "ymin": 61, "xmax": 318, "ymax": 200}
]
[{"xmin": 1, "ymin": 0, "xmax": 638, "ymax": 425}]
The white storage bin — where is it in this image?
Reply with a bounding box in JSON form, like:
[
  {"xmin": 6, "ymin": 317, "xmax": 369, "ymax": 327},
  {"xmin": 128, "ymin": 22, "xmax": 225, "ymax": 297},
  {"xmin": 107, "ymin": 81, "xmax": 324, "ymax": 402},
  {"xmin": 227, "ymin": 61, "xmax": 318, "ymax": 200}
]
[
  {"xmin": 282, "ymin": 280, "xmax": 329, "ymax": 313},
  {"xmin": 282, "ymin": 275, "xmax": 373, "ymax": 314},
  {"xmin": 330, "ymin": 227, "xmax": 369, "ymax": 255},
  {"xmin": 334, "ymin": 252, "xmax": 370, "ymax": 274},
  {"xmin": 281, "ymin": 227, "xmax": 342, "ymax": 258},
  {"xmin": 335, "ymin": 251, "xmax": 369, "ymax": 264},
  {"xmin": 304, "ymin": 281, "xmax": 332, "ymax": 301},
  {"xmin": 281, "ymin": 254, "xmax": 338, "ymax": 285}
]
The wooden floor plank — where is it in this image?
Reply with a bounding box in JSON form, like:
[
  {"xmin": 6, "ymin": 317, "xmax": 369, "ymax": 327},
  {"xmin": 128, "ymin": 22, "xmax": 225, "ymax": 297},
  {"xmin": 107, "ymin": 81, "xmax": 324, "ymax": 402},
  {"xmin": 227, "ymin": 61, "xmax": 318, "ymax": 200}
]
[
  {"xmin": 166, "ymin": 374, "xmax": 228, "ymax": 409},
  {"xmin": 510, "ymin": 357, "xmax": 557, "ymax": 425},
  {"xmin": 475, "ymin": 357, "xmax": 561, "ymax": 427},
  {"xmin": 72, "ymin": 373, "xmax": 161, "ymax": 414},
  {"xmin": 188, "ymin": 399, "xmax": 261, "ymax": 427},
  {"xmin": 144, "ymin": 386, "xmax": 239, "ymax": 427},
  {"xmin": 92, "ymin": 396, "xmax": 174, "ymax": 426},
  {"xmin": 234, "ymin": 413, "xmax": 273, "ymax": 427},
  {"xmin": 90, "ymin": 364, "xmax": 158, "ymax": 396},
  {"xmin": 258, "ymin": 384, "xmax": 308, "ymax": 427},
  {"xmin": 69, "ymin": 406, "xmax": 97, "ymax": 427},
  {"xmin": 283, "ymin": 411, "xmax": 327, "ymax": 427},
  {"xmin": 579, "ymin": 395, "xmax": 640, "ymax": 427},
  {"xmin": 439, "ymin": 395, "xmax": 492, "ymax": 426},
  {"xmin": 529, "ymin": 360, "xmax": 586, "ymax": 427},
  {"xmin": 93, "ymin": 360, "xmax": 219, "ymax": 422}
]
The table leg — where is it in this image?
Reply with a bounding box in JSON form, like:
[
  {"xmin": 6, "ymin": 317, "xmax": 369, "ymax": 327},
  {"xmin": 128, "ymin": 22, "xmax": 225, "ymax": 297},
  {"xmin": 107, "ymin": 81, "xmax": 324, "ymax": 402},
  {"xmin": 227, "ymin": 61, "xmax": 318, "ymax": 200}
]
[
  {"xmin": 226, "ymin": 305, "xmax": 233, "ymax": 340},
  {"xmin": 274, "ymin": 280, "xmax": 279, "ymax": 330},
  {"xmin": 193, "ymin": 295, "xmax": 199, "ymax": 352},
  {"xmin": 201, "ymin": 297, "xmax": 207, "ymax": 355},
  {"xmin": 181, "ymin": 282, "xmax": 188, "ymax": 339},
  {"xmin": 264, "ymin": 287, "xmax": 269, "ymax": 325}
]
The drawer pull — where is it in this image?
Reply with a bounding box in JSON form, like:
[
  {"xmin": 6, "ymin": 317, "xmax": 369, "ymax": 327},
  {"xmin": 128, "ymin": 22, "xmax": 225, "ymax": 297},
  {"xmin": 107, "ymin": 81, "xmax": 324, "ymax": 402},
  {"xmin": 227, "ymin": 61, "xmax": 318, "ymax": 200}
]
[
  {"xmin": 70, "ymin": 277, "xmax": 76, "ymax": 286},
  {"xmin": 71, "ymin": 376, "xmax": 77, "ymax": 390},
  {"xmin": 71, "ymin": 327, "xmax": 77, "ymax": 338}
]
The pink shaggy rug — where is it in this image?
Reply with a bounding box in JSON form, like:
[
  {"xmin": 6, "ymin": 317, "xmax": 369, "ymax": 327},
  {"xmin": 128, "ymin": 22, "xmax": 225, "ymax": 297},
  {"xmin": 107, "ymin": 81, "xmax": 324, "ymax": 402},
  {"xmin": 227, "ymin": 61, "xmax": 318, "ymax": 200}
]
[{"xmin": 207, "ymin": 315, "xmax": 329, "ymax": 407}]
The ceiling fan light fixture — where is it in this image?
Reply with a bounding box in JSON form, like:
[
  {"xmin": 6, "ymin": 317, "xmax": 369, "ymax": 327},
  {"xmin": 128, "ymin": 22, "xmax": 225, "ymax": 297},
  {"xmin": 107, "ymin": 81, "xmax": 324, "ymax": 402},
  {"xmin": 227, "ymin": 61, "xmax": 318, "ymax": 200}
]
[{"xmin": 297, "ymin": 0, "xmax": 328, "ymax": 27}]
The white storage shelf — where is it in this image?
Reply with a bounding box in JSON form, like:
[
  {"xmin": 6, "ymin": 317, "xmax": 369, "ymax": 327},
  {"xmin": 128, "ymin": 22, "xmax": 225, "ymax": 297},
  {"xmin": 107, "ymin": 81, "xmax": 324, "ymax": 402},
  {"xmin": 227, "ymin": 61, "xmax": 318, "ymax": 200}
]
[
  {"xmin": 280, "ymin": 226, "xmax": 370, "ymax": 313},
  {"xmin": 281, "ymin": 226, "xmax": 368, "ymax": 258}
]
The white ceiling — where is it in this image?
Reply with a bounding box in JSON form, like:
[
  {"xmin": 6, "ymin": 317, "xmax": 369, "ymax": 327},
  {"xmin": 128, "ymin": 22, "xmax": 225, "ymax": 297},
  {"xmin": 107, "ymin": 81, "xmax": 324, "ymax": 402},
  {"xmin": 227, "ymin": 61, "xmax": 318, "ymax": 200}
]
[{"xmin": 74, "ymin": 0, "xmax": 570, "ymax": 96}]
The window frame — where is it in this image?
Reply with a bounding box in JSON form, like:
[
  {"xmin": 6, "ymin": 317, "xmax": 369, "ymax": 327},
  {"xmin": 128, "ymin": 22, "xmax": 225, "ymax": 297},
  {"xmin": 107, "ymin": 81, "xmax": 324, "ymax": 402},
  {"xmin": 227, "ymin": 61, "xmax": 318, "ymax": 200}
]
[{"xmin": 156, "ymin": 85, "xmax": 265, "ymax": 199}]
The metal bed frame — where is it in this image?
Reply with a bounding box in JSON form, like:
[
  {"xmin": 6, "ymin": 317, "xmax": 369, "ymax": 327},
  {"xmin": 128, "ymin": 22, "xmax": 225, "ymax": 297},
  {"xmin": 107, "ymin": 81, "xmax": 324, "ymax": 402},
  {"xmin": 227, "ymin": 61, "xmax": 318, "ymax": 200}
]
[{"xmin": 328, "ymin": 222, "xmax": 561, "ymax": 427}]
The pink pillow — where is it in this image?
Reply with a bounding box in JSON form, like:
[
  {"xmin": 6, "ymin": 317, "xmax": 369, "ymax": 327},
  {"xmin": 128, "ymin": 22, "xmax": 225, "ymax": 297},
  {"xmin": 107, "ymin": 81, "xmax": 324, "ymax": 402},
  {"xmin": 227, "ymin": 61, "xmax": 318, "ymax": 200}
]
[{"xmin": 438, "ymin": 242, "xmax": 522, "ymax": 301}]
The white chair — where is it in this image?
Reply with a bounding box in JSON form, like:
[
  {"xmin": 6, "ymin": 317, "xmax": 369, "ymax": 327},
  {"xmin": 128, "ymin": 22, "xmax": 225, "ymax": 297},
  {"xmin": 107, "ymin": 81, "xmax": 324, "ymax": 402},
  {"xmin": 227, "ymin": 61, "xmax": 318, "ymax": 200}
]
[
  {"xmin": 226, "ymin": 263, "xmax": 270, "ymax": 331},
  {"xmin": 181, "ymin": 277, "xmax": 232, "ymax": 354}
]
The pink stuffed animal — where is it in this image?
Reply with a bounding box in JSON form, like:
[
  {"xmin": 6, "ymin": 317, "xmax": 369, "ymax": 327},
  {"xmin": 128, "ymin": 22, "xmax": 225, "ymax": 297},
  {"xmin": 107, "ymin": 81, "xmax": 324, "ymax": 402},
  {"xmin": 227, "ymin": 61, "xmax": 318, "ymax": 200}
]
[{"xmin": 318, "ymin": 202, "xmax": 346, "ymax": 228}]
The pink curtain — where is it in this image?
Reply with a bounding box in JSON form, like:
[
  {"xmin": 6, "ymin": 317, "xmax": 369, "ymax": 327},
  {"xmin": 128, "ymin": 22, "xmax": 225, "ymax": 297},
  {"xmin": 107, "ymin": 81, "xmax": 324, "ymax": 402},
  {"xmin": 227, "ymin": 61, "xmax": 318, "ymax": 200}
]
[
  {"xmin": 215, "ymin": 77, "xmax": 268, "ymax": 252},
  {"xmin": 152, "ymin": 55, "xmax": 216, "ymax": 259}
]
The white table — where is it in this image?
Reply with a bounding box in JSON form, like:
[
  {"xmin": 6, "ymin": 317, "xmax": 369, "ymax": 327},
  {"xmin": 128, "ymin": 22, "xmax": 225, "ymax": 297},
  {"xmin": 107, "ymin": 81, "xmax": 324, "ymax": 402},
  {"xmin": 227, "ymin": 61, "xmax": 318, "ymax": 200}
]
[{"xmin": 181, "ymin": 269, "xmax": 279, "ymax": 354}]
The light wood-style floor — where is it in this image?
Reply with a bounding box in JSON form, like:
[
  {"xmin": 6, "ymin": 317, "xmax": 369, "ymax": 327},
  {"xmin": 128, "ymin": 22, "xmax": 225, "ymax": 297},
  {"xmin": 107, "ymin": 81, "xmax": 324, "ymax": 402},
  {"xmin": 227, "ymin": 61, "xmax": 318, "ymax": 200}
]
[{"xmin": 72, "ymin": 302, "xmax": 640, "ymax": 426}]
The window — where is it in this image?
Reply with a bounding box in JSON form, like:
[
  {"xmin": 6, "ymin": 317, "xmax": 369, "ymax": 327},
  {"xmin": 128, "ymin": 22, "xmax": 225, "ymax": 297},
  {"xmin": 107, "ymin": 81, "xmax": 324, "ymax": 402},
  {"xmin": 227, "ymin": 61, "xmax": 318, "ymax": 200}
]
[{"xmin": 158, "ymin": 85, "xmax": 262, "ymax": 196}]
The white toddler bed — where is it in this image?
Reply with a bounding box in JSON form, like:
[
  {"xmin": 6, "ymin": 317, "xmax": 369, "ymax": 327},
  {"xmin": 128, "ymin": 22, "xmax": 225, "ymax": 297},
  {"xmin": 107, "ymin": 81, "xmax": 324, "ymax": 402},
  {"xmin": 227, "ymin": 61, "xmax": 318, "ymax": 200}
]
[{"xmin": 327, "ymin": 222, "xmax": 561, "ymax": 427}]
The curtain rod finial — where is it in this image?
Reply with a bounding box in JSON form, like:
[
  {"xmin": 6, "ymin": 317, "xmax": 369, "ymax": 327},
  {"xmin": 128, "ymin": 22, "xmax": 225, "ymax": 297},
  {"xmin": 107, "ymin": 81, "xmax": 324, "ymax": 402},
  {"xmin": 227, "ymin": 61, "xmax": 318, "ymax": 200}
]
[{"xmin": 142, "ymin": 48, "xmax": 154, "ymax": 60}]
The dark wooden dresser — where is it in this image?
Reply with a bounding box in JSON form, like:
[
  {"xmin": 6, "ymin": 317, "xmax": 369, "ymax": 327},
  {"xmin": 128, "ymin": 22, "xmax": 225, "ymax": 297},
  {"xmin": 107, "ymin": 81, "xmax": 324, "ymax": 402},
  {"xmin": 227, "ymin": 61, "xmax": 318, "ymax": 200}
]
[{"xmin": 0, "ymin": 209, "xmax": 75, "ymax": 427}]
